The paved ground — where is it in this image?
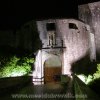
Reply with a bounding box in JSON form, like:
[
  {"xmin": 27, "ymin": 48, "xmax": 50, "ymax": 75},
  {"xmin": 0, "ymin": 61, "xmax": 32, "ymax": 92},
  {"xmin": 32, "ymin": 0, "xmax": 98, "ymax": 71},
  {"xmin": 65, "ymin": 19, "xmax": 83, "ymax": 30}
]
[
  {"xmin": 0, "ymin": 76, "xmax": 100, "ymax": 100},
  {"xmin": 0, "ymin": 82, "xmax": 75, "ymax": 100}
]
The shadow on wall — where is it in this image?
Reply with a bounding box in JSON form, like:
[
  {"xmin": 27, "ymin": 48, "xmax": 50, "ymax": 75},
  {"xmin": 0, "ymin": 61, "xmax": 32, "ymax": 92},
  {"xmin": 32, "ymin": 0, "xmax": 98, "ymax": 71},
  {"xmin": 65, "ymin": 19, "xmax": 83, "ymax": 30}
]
[
  {"xmin": 31, "ymin": 22, "xmax": 42, "ymax": 53},
  {"xmin": 71, "ymin": 53, "xmax": 97, "ymax": 76},
  {"xmin": 96, "ymin": 52, "xmax": 100, "ymax": 63},
  {"xmin": 0, "ymin": 21, "xmax": 42, "ymax": 55}
]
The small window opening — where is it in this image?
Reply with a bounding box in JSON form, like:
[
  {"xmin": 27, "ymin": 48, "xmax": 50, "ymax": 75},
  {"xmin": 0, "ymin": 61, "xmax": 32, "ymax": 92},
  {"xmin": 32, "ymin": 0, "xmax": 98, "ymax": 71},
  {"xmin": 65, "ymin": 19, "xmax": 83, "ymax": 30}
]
[
  {"xmin": 46, "ymin": 23, "xmax": 56, "ymax": 31},
  {"xmin": 69, "ymin": 23, "xmax": 78, "ymax": 29}
]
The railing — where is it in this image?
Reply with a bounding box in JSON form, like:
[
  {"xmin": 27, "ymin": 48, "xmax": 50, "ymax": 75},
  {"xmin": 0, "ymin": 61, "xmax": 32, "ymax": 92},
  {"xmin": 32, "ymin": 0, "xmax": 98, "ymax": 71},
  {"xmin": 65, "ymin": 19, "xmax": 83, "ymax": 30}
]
[{"xmin": 74, "ymin": 75, "xmax": 100, "ymax": 100}]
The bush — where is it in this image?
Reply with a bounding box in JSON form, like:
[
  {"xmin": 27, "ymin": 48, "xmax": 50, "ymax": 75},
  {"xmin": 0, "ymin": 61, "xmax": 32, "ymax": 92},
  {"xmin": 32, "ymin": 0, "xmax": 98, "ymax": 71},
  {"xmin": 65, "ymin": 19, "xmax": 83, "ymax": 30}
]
[
  {"xmin": 0, "ymin": 56, "xmax": 34, "ymax": 78},
  {"xmin": 93, "ymin": 64, "xmax": 100, "ymax": 79},
  {"xmin": 77, "ymin": 64, "xmax": 100, "ymax": 85}
]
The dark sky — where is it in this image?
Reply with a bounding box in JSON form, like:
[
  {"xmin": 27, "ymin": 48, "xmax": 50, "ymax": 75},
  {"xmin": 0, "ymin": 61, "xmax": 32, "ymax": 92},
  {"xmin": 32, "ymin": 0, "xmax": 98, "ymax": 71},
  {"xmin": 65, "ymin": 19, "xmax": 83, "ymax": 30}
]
[{"xmin": 0, "ymin": 0, "xmax": 100, "ymax": 30}]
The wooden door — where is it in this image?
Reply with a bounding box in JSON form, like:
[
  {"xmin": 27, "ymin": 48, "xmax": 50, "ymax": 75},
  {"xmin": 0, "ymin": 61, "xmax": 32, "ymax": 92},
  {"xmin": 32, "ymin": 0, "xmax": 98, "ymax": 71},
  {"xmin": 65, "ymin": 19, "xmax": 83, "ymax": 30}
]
[{"xmin": 44, "ymin": 67, "xmax": 61, "ymax": 84}]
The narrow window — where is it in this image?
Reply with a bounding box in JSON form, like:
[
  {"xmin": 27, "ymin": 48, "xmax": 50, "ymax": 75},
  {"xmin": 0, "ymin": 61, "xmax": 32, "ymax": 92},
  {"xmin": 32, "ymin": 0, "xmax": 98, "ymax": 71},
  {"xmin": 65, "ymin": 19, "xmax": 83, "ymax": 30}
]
[{"xmin": 46, "ymin": 23, "xmax": 56, "ymax": 47}]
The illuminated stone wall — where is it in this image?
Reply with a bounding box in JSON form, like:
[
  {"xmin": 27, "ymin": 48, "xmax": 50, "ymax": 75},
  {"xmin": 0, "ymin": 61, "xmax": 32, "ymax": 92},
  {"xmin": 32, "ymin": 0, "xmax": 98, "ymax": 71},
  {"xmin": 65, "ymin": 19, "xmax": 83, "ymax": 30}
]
[
  {"xmin": 33, "ymin": 19, "xmax": 92, "ymax": 85},
  {"xmin": 55, "ymin": 19, "xmax": 90, "ymax": 74},
  {"xmin": 78, "ymin": 1, "xmax": 100, "ymax": 60}
]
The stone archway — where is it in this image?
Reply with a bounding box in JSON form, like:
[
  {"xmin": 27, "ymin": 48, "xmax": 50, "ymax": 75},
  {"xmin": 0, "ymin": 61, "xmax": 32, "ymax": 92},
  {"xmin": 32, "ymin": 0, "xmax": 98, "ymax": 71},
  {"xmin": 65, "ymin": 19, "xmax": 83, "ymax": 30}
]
[
  {"xmin": 44, "ymin": 56, "xmax": 62, "ymax": 84},
  {"xmin": 32, "ymin": 50, "xmax": 63, "ymax": 85}
]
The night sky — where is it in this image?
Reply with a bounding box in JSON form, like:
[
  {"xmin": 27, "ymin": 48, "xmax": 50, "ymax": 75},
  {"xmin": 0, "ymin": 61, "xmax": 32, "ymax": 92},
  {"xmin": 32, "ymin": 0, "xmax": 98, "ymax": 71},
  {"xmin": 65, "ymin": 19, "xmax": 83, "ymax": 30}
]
[{"xmin": 0, "ymin": 0, "xmax": 100, "ymax": 30}]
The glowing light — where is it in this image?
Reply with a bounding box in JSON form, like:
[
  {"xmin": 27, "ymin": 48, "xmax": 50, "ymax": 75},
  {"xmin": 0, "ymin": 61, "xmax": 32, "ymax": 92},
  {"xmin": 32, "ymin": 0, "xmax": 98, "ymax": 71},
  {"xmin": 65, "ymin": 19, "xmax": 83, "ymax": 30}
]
[
  {"xmin": 10, "ymin": 72, "xmax": 25, "ymax": 77},
  {"xmin": 0, "ymin": 56, "xmax": 33, "ymax": 78},
  {"xmin": 77, "ymin": 74, "xmax": 87, "ymax": 83}
]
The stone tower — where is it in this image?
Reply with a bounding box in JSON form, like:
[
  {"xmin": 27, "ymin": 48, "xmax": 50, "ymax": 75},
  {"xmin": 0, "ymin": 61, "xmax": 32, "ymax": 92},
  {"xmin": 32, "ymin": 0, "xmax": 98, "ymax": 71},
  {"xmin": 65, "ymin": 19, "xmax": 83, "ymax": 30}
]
[{"xmin": 32, "ymin": 19, "xmax": 96, "ymax": 85}]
